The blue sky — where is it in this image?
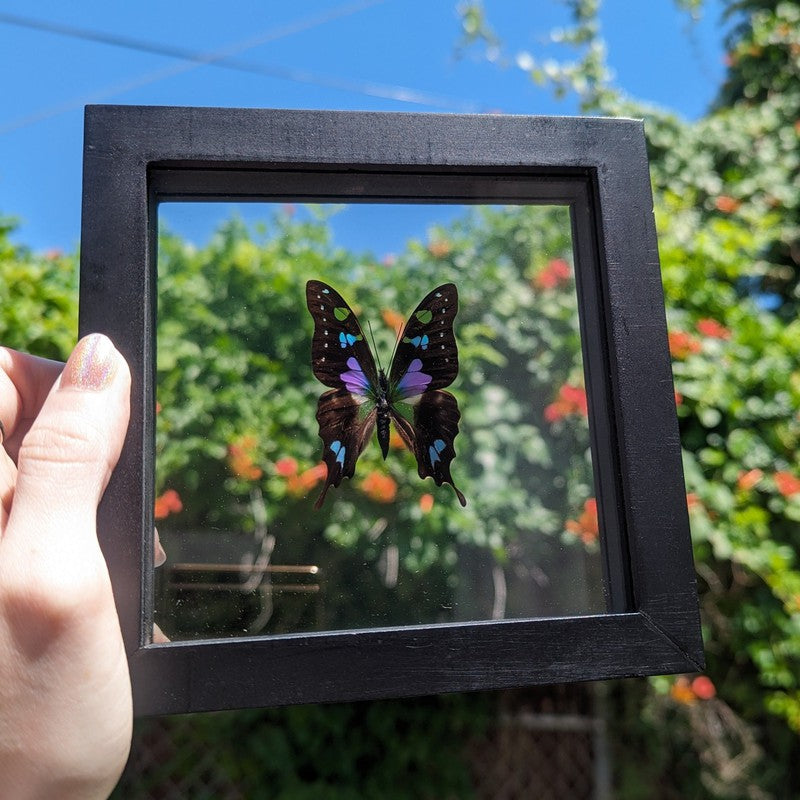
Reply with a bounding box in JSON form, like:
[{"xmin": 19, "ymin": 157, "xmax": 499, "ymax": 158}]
[{"xmin": 0, "ymin": 0, "xmax": 729, "ymax": 254}]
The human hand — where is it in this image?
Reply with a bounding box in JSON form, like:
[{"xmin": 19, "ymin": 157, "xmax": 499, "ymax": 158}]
[{"xmin": 0, "ymin": 334, "xmax": 132, "ymax": 799}]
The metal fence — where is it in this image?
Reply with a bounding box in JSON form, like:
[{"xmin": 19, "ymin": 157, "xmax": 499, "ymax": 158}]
[{"xmin": 114, "ymin": 686, "xmax": 609, "ymax": 799}]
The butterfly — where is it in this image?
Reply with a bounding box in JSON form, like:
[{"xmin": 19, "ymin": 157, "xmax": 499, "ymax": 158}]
[{"xmin": 306, "ymin": 280, "xmax": 466, "ymax": 509}]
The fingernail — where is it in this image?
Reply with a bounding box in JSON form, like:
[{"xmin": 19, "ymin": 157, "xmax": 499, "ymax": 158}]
[{"xmin": 60, "ymin": 333, "xmax": 118, "ymax": 392}]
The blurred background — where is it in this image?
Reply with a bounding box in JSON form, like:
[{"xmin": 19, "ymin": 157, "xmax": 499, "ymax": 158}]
[{"xmin": 2, "ymin": 1, "xmax": 799, "ymax": 797}]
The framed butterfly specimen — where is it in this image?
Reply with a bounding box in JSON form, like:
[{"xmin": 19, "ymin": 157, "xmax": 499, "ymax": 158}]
[
  {"xmin": 81, "ymin": 105, "xmax": 703, "ymax": 716},
  {"xmin": 306, "ymin": 280, "xmax": 466, "ymax": 508}
]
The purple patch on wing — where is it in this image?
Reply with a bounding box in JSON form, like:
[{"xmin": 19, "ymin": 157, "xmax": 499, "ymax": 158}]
[
  {"xmin": 396, "ymin": 358, "xmax": 432, "ymax": 398},
  {"xmin": 342, "ymin": 356, "xmax": 371, "ymax": 395}
]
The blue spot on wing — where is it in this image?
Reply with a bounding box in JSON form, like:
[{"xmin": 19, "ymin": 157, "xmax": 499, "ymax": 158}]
[
  {"xmin": 428, "ymin": 439, "xmax": 446, "ymax": 466},
  {"xmin": 330, "ymin": 439, "xmax": 346, "ymax": 466},
  {"xmin": 403, "ymin": 334, "xmax": 430, "ymax": 350},
  {"xmin": 339, "ymin": 332, "xmax": 359, "ymax": 348}
]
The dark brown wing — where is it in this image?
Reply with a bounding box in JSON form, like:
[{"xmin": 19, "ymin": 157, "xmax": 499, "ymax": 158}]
[
  {"xmin": 306, "ymin": 280, "xmax": 378, "ymax": 393},
  {"xmin": 389, "ymin": 283, "xmax": 459, "ymax": 397},
  {"xmin": 313, "ymin": 388, "xmax": 376, "ymax": 509},
  {"xmin": 391, "ymin": 389, "xmax": 466, "ymax": 507}
]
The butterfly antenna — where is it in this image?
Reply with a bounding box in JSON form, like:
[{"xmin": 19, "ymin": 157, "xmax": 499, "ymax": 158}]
[
  {"xmin": 387, "ymin": 312, "xmax": 405, "ymax": 372},
  {"xmin": 366, "ymin": 319, "xmax": 384, "ymax": 373}
]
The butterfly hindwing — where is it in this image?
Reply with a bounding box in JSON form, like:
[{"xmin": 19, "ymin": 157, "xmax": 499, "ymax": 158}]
[
  {"xmin": 306, "ymin": 280, "xmax": 378, "ymax": 392},
  {"xmin": 390, "ymin": 390, "xmax": 466, "ymax": 507},
  {"xmin": 314, "ymin": 388, "xmax": 377, "ymax": 509},
  {"xmin": 389, "ymin": 283, "xmax": 459, "ymax": 396}
]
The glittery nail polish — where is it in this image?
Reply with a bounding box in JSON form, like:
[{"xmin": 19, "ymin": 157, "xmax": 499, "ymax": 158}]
[{"xmin": 61, "ymin": 333, "xmax": 118, "ymax": 391}]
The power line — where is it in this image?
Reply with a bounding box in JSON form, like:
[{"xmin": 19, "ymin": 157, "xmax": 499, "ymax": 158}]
[
  {"xmin": 0, "ymin": 5, "xmax": 381, "ymax": 72},
  {"xmin": 0, "ymin": 5, "xmax": 481, "ymax": 134}
]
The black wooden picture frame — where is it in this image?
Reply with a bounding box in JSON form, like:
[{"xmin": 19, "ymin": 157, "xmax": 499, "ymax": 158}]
[{"xmin": 79, "ymin": 105, "xmax": 703, "ymax": 717}]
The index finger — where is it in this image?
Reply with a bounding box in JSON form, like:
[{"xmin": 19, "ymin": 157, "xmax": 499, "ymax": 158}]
[{"xmin": 0, "ymin": 347, "xmax": 65, "ymax": 462}]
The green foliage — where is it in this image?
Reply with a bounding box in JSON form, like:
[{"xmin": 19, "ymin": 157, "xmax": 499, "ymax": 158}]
[
  {"xmin": 116, "ymin": 694, "xmax": 490, "ymax": 799},
  {"xmin": 461, "ymin": 0, "xmax": 800, "ymax": 795},
  {"xmin": 0, "ymin": 217, "xmax": 77, "ymax": 359}
]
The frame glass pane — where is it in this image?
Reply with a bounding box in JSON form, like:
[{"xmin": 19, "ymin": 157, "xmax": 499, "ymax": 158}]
[{"xmin": 153, "ymin": 202, "xmax": 605, "ymax": 641}]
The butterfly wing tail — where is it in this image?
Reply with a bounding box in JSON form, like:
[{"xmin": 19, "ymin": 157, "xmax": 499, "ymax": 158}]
[
  {"xmin": 392, "ymin": 390, "xmax": 466, "ymax": 507},
  {"xmin": 313, "ymin": 481, "xmax": 333, "ymax": 510}
]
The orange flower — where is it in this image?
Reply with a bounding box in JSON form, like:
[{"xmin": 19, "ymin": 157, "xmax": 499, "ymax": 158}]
[
  {"xmin": 360, "ymin": 470, "xmax": 398, "ymax": 503},
  {"xmin": 154, "ymin": 489, "xmax": 183, "ymax": 520},
  {"xmin": 686, "ymin": 493, "xmax": 702, "ymax": 510},
  {"xmin": 544, "ymin": 384, "xmax": 588, "ymax": 423},
  {"xmin": 565, "ymin": 498, "xmax": 598, "ymax": 545},
  {"xmin": 714, "ymin": 195, "xmax": 741, "ymax": 213},
  {"xmin": 737, "ymin": 469, "xmax": 763, "ymax": 491},
  {"xmin": 428, "ymin": 238, "xmax": 452, "ymax": 258},
  {"xmin": 670, "ymin": 675, "xmax": 716, "ymax": 705},
  {"xmin": 533, "ymin": 258, "xmax": 571, "ymax": 290},
  {"xmin": 671, "ymin": 677, "xmax": 696, "ymax": 704},
  {"xmin": 287, "ymin": 463, "xmax": 327, "ymax": 495},
  {"xmin": 419, "ymin": 493, "xmax": 434, "ymax": 513},
  {"xmin": 696, "ymin": 318, "xmax": 731, "ymax": 340},
  {"xmin": 774, "ymin": 471, "xmax": 800, "ymax": 497},
  {"xmin": 381, "ymin": 308, "xmax": 406, "ymax": 336},
  {"xmin": 668, "ymin": 330, "xmax": 702, "ymax": 359},
  {"xmin": 227, "ymin": 435, "xmax": 263, "ymax": 480},
  {"xmin": 691, "ymin": 676, "xmax": 716, "ymax": 700},
  {"xmin": 670, "ymin": 676, "xmax": 698, "ymax": 705},
  {"xmin": 674, "ymin": 391, "xmax": 683, "ymax": 406},
  {"xmin": 155, "ymin": 401, "xmax": 162, "ymax": 414},
  {"xmin": 274, "ymin": 457, "xmax": 299, "ymax": 477}
]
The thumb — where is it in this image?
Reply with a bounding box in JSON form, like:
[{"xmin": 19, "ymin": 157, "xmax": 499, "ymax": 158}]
[{"xmin": 6, "ymin": 334, "xmax": 131, "ymax": 564}]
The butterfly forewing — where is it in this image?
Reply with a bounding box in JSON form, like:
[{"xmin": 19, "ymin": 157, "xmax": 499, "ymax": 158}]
[
  {"xmin": 389, "ymin": 283, "xmax": 459, "ymax": 397},
  {"xmin": 306, "ymin": 280, "xmax": 379, "ymax": 392}
]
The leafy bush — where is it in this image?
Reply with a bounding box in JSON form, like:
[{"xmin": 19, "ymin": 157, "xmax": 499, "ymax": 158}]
[{"xmin": 0, "ymin": 217, "xmax": 77, "ymax": 359}]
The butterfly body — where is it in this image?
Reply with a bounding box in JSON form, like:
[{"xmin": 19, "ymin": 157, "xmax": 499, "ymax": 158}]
[
  {"xmin": 375, "ymin": 369, "xmax": 392, "ymax": 459},
  {"xmin": 306, "ymin": 280, "xmax": 466, "ymax": 508}
]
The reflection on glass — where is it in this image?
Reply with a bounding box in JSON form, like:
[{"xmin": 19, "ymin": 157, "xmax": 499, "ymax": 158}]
[{"xmin": 153, "ymin": 202, "xmax": 604, "ymax": 641}]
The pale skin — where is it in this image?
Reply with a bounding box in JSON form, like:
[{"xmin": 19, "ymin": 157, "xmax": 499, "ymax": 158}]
[{"xmin": 0, "ymin": 334, "xmax": 135, "ymax": 799}]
